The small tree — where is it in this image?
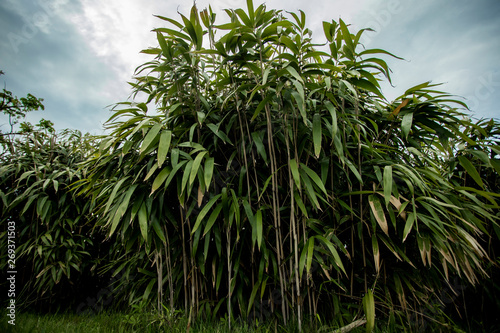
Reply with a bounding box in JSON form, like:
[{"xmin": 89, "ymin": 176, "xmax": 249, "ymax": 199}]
[
  {"xmin": 78, "ymin": 1, "xmax": 499, "ymax": 330},
  {"xmin": 0, "ymin": 70, "xmax": 45, "ymax": 153}
]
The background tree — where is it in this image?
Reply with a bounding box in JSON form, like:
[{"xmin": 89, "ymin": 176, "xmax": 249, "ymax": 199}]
[{"xmin": 0, "ymin": 70, "xmax": 45, "ymax": 154}]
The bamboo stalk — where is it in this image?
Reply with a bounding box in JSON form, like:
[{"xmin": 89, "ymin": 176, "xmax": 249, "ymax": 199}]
[
  {"xmin": 227, "ymin": 226, "xmax": 232, "ymax": 331},
  {"xmin": 331, "ymin": 318, "xmax": 367, "ymax": 333},
  {"xmin": 285, "ymin": 115, "xmax": 302, "ymax": 331}
]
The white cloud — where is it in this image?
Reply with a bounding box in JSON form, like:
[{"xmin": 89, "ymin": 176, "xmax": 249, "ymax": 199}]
[{"xmin": 66, "ymin": 0, "xmax": 172, "ymax": 86}]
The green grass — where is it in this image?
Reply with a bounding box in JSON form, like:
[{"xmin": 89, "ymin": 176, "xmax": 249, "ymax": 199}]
[
  {"xmin": 0, "ymin": 310, "xmax": 304, "ymax": 333},
  {"xmin": 0, "ymin": 308, "xmax": 476, "ymax": 333},
  {"xmin": 0, "ymin": 309, "xmax": 381, "ymax": 333}
]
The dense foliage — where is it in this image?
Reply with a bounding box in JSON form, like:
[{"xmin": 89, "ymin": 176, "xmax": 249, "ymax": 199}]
[
  {"xmin": 75, "ymin": 1, "xmax": 500, "ymax": 330},
  {"xmin": 0, "ymin": 124, "xmax": 101, "ymax": 309},
  {"xmin": 1, "ymin": 1, "xmax": 500, "ymax": 331}
]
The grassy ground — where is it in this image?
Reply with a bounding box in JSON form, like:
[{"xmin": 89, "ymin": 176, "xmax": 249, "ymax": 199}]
[
  {"xmin": 0, "ymin": 310, "xmax": 378, "ymax": 333},
  {"xmin": 1, "ymin": 308, "xmax": 483, "ymax": 333}
]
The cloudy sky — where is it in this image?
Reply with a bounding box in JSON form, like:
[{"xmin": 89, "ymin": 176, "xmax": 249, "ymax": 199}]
[{"xmin": 1, "ymin": 0, "xmax": 499, "ymax": 134}]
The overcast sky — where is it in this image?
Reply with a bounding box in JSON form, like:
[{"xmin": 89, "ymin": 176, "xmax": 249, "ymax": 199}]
[{"xmin": 1, "ymin": 0, "xmax": 499, "ymax": 134}]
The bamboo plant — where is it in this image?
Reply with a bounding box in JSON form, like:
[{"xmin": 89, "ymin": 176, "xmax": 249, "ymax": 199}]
[{"xmin": 75, "ymin": 1, "xmax": 500, "ymax": 330}]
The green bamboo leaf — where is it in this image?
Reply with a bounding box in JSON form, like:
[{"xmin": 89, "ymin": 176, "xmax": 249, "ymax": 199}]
[
  {"xmin": 43, "ymin": 178, "xmax": 51, "ymax": 191},
  {"xmin": 203, "ymin": 203, "xmax": 223, "ymax": 236},
  {"xmin": 251, "ymin": 94, "xmax": 273, "ymax": 122},
  {"xmin": 300, "ymin": 237, "xmax": 316, "ymax": 280},
  {"xmin": 156, "ymin": 31, "xmax": 169, "ymax": 56},
  {"xmin": 192, "ymin": 225, "xmax": 202, "ymax": 257},
  {"xmin": 363, "ymin": 289, "xmax": 375, "ymax": 333},
  {"xmin": 153, "ymin": 15, "xmax": 183, "ymax": 29},
  {"xmin": 372, "ymin": 235, "xmax": 380, "ymax": 273},
  {"xmin": 0, "ymin": 190, "xmax": 8, "ymax": 209},
  {"xmin": 181, "ymin": 160, "xmax": 193, "ymax": 194},
  {"xmin": 207, "ymin": 123, "xmax": 233, "ymax": 144},
  {"xmin": 316, "ymin": 235, "xmax": 347, "ymax": 275},
  {"xmin": 256, "ymin": 209, "xmax": 263, "ymax": 250},
  {"xmin": 490, "ymin": 158, "xmax": 500, "ymax": 175},
  {"xmin": 21, "ymin": 194, "xmax": 39, "ymax": 215},
  {"xmin": 359, "ymin": 48, "xmax": 404, "ymax": 60},
  {"xmin": 287, "ymin": 67, "xmax": 304, "ymax": 84},
  {"xmin": 340, "ymin": 79, "xmax": 358, "ymax": 97},
  {"xmin": 38, "ymin": 198, "xmax": 50, "ymax": 221},
  {"xmin": 190, "ymin": 151, "xmax": 207, "ymax": 187},
  {"xmin": 191, "ymin": 7, "xmax": 203, "ymax": 50},
  {"xmin": 262, "ymin": 67, "xmax": 271, "ymax": 85},
  {"xmin": 246, "ymin": 0, "xmax": 255, "ymax": 23},
  {"xmin": 350, "ymin": 78, "xmax": 384, "ymax": 99},
  {"xmin": 383, "ymin": 165, "xmax": 392, "ymax": 207},
  {"xmin": 192, "ymin": 194, "xmax": 222, "ymax": 234},
  {"xmin": 301, "ymin": 171, "xmax": 321, "ymax": 210},
  {"xmin": 151, "ymin": 218, "xmax": 166, "ymax": 243},
  {"xmin": 290, "ymin": 158, "xmax": 301, "ymax": 189},
  {"xmin": 154, "ymin": 27, "xmax": 191, "ymax": 41},
  {"xmin": 306, "ymin": 236, "xmax": 315, "ymax": 274},
  {"xmin": 258, "ymin": 175, "xmax": 271, "ymax": 203},
  {"xmin": 204, "ymin": 157, "xmax": 214, "ymax": 189},
  {"xmin": 369, "ymin": 194, "xmax": 388, "ymax": 235},
  {"xmin": 235, "ymin": 8, "xmax": 251, "ymax": 26},
  {"xmin": 157, "ymin": 130, "xmax": 172, "ymax": 168},
  {"xmin": 114, "ymin": 185, "xmax": 137, "ymax": 224},
  {"xmin": 300, "ymin": 163, "xmax": 327, "ymax": 194},
  {"xmin": 291, "ymin": 91, "xmax": 306, "ymax": 121},
  {"xmin": 138, "ymin": 202, "xmax": 148, "ymax": 241},
  {"xmin": 143, "ymin": 279, "xmax": 156, "ymax": 303},
  {"xmin": 262, "ymin": 21, "xmax": 292, "ymax": 39},
  {"xmin": 346, "ymin": 159, "xmax": 363, "ymax": 183},
  {"xmin": 247, "ymin": 281, "xmax": 261, "ymax": 317},
  {"xmin": 151, "ymin": 167, "xmax": 171, "ymax": 195},
  {"xmin": 140, "ymin": 48, "xmax": 161, "ymax": 55},
  {"xmin": 104, "ymin": 177, "xmax": 129, "ymax": 215},
  {"xmin": 458, "ymin": 156, "xmax": 484, "ymax": 188},
  {"xmin": 18, "ymin": 170, "xmax": 35, "ymax": 183},
  {"xmin": 251, "ymin": 131, "xmax": 268, "ymax": 164},
  {"xmin": 129, "ymin": 195, "xmax": 144, "ymax": 224},
  {"xmin": 333, "ymin": 134, "xmax": 344, "ymax": 162},
  {"xmin": 144, "ymin": 164, "xmax": 159, "ymax": 181},
  {"xmin": 313, "ymin": 113, "xmax": 322, "ymax": 158},
  {"xmin": 164, "ymin": 160, "xmax": 188, "ymax": 189},
  {"xmin": 243, "ymin": 199, "xmax": 256, "ymax": 236},
  {"xmin": 140, "ymin": 123, "xmax": 162, "ymax": 154},
  {"xmin": 323, "ymin": 21, "xmax": 334, "ymax": 42},
  {"xmin": 468, "ymin": 150, "xmax": 490, "ymax": 165},
  {"xmin": 122, "ymin": 141, "xmax": 135, "ymax": 156},
  {"xmin": 279, "ymin": 36, "xmax": 299, "ymax": 55},
  {"xmin": 325, "ymin": 101, "xmax": 337, "ymax": 139},
  {"xmin": 402, "ymin": 212, "xmax": 415, "ymax": 242},
  {"xmin": 339, "ymin": 19, "xmax": 355, "ymax": 52},
  {"xmin": 294, "ymin": 191, "xmax": 309, "ymax": 218},
  {"xmin": 401, "ymin": 112, "xmax": 413, "ymax": 139}
]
